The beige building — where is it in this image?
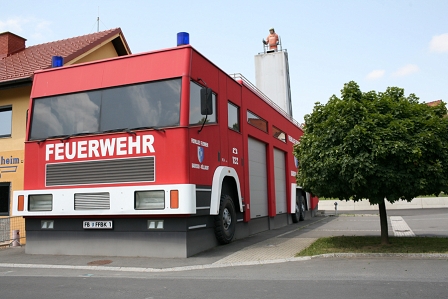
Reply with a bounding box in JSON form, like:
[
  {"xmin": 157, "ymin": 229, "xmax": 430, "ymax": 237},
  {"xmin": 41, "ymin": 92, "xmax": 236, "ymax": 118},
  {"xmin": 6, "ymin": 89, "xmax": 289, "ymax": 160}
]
[{"xmin": 0, "ymin": 28, "xmax": 131, "ymax": 244}]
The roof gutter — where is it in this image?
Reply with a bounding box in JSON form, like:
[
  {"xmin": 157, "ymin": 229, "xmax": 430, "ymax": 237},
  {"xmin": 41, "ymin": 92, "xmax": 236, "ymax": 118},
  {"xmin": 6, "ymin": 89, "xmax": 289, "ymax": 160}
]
[{"xmin": 0, "ymin": 76, "xmax": 32, "ymax": 90}]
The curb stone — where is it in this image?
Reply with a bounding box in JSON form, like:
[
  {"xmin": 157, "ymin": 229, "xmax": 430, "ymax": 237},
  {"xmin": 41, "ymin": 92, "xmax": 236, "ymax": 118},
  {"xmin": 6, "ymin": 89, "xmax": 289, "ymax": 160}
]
[
  {"xmin": 0, "ymin": 253, "xmax": 446, "ymax": 273},
  {"xmin": 311, "ymin": 253, "xmax": 448, "ymax": 259}
]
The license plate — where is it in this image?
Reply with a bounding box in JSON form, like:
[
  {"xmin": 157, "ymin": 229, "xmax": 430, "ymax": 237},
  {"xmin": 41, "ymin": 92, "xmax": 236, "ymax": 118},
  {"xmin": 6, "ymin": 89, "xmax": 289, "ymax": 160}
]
[{"xmin": 83, "ymin": 221, "xmax": 113, "ymax": 229}]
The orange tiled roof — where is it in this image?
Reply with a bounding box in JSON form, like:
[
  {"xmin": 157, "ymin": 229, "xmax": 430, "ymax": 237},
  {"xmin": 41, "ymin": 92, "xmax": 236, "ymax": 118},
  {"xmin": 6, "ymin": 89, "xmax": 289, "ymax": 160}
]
[
  {"xmin": 0, "ymin": 28, "xmax": 130, "ymax": 84},
  {"xmin": 426, "ymin": 100, "xmax": 442, "ymax": 107}
]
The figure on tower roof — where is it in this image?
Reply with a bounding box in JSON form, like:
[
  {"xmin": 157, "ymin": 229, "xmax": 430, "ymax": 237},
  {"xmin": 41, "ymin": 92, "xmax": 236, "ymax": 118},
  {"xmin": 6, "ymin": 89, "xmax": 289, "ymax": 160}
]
[{"xmin": 263, "ymin": 27, "xmax": 279, "ymax": 51}]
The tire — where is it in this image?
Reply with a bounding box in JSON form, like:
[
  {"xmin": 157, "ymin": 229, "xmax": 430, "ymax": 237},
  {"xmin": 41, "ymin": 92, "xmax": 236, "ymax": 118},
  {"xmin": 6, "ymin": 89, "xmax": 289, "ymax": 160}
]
[
  {"xmin": 291, "ymin": 193, "xmax": 300, "ymax": 223},
  {"xmin": 292, "ymin": 193, "xmax": 306, "ymax": 223},
  {"xmin": 214, "ymin": 194, "xmax": 236, "ymax": 244},
  {"xmin": 299, "ymin": 194, "xmax": 306, "ymax": 221}
]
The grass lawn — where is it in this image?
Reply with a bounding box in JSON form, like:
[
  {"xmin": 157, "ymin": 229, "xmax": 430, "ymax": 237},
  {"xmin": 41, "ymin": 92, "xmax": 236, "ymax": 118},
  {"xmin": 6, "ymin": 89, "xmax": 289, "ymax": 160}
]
[
  {"xmin": 297, "ymin": 236, "xmax": 448, "ymax": 256},
  {"xmin": 319, "ymin": 192, "xmax": 447, "ymax": 200}
]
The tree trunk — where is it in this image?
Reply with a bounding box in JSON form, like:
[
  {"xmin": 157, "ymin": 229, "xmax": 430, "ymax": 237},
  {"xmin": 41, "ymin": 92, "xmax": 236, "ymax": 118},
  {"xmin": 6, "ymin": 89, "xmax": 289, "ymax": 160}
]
[{"xmin": 378, "ymin": 198, "xmax": 390, "ymax": 245}]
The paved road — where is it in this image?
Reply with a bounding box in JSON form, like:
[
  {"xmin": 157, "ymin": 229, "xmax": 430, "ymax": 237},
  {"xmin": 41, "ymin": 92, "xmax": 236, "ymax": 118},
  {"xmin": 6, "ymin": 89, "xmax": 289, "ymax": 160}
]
[
  {"xmin": 1, "ymin": 258, "xmax": 447, "ymax": 299},
  {"xmin": 305, "ymin": 208, "xmax": 448, "ymax": 238},
  {"xmin": 1, "ymin": 208, "xmax": 447, "ymax": 269},
  {"xmin": 0, "ymin": 208, "xmax": 447, "ymax": 298}
]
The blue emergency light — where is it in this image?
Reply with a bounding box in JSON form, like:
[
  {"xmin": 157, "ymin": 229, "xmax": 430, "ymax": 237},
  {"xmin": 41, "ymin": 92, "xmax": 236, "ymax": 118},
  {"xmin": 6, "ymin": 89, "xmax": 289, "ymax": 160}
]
[
  {"xmin": 51, "ymin": 56, "xmax": 64, "ymax": 68},
  {"xmin": 177, "ymin": 32, "xmax": 189, "ymax": 46}
]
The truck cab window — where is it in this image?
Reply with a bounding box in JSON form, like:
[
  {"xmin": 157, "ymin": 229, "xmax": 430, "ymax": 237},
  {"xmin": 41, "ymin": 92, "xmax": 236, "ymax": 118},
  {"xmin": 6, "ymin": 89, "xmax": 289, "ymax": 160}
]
[
  {"xmin": 247, "ymin": 110, "xmax": 267, "ymax": 132},
  {"xmin": 189, "ymin": 81, "xmax": 216, "ymax": 125},
  {"xmin": 228, "ymin": 102, "xmax": 240, "ymax": 132}
]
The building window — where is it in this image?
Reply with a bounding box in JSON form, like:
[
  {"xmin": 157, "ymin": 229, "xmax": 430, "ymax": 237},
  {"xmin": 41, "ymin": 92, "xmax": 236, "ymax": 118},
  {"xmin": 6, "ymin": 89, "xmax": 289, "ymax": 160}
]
[
  {"xmin": 272, "ymin": 126, "xmax": 286, "ymax": 142},
  {"xmin": 228, "ymin": 102, "xmax": 240, "ymax": 132},
  {"xmin": 189, "ymin": 81, "xmax": 217, "ymax": 125},
  {"xmin": 247, "ymin": 110, "xmax": 267, "ymax": 132},
  {"xmin": 0, "ymin": 183, "xmax": 10, "ymax": 216},
  {"xmin": 0, "ymin": 106, "xmax": 12, "ymax": 138}
]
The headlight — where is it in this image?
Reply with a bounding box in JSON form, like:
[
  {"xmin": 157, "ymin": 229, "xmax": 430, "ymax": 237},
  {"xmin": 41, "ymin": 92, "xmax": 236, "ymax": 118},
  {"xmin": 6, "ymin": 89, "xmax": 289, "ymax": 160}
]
[
  {"xmin": 135, "ymin": 191, "xmax": 165, "ymax": 210},
  {"xmin": 29, "ymin": 194, "xmax": 53, "ymax": 211}
]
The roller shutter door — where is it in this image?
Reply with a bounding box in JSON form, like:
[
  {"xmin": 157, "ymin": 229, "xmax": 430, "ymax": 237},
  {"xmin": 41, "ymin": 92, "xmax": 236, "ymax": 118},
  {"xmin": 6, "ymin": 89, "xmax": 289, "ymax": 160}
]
[
  {"xmin": 248, "ymin": 137, "xmax": 268, "ymax": 218},
  {"xmin": 274, "ymin": 148, "xmax": 287, "ymax": 214}
]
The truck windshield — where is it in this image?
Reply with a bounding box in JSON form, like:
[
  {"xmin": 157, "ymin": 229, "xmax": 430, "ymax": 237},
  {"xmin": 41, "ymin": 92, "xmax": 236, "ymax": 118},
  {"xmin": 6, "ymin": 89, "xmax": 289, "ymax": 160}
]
[{"xmin": 29, "ymin": 78, "xmax": 181, "ymax": 140}]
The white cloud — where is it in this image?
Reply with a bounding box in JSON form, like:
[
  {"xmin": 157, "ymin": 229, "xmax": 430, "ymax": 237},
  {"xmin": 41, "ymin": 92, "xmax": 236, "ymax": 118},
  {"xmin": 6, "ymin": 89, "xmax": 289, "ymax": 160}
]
[
  {"xmin": 31, "ymin": 20, "xmax": 52, "ymax": 41},
  {"xmin": 0, "ymin": 17, "xmax": 29, "ymax": 33},
  {"xmin": 366, "ymin": 69, "xmax": 385, "ymax": 80},
  {"xmin": 0, "ymin": 17, "xmax": 52, "ymax": 45},
  {"xmin": 429, "ymin": 33, "xmax": 448, "ymax": 53},
  {"xmin": 392, "ymin": 64, "xmax": 419, "ymax": 77}
]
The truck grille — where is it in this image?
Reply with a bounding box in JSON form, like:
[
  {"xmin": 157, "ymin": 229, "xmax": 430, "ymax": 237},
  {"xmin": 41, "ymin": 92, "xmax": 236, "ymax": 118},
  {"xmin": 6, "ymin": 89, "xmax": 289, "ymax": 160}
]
[
  {"xmin": 75, "ymin": 192, "xmax": 110, "ymax": 210},
  {"xmin": 46, "ymin": 157, "xmax": 155, "ymax": 186}
]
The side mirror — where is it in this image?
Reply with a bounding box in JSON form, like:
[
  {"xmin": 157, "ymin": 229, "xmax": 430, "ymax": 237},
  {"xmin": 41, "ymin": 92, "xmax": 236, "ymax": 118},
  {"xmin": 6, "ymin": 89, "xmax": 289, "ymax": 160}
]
[{"xmin": 200, "ymin": 87, "xmax": 213, "ymax": 115}]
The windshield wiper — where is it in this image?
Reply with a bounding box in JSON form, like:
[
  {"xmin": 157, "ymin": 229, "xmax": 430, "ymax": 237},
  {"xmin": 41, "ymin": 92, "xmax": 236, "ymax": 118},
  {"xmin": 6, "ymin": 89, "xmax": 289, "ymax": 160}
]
[
  {"xmin": 103, "ymin": 128, "xmax": 126, "ymax": 133},
  {"xmin": 49, "ymin": 134, "xmax": 70, "ymax": 139},
  {"xmin": 103, "ymin": 128, "xmax": 136, "ymax": 135},
  {"xmin": 36, "ymin": 134, "xmax": 71, "ymax": 144},
  {"xmin": 70, "ymin": 131, "xmax": 99, "ymax": 137},
  {"xmin": 59, "ymin": 131, "xmax": 101, "ymax": 141},
  {"xmin": 130, "ymin": 126, "xmax": 165, "ymax": 132}
]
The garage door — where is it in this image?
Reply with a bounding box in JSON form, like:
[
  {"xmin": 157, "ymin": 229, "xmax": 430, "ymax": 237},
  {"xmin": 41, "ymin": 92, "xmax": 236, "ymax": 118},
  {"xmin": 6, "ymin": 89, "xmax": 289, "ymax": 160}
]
[
  {"xmin": 273, "ymin": 148, "xmax": 287, "ymax": 214},
  {"xmin": 248, "ymin": 137, "xmax": 268, "ymax": 218}
]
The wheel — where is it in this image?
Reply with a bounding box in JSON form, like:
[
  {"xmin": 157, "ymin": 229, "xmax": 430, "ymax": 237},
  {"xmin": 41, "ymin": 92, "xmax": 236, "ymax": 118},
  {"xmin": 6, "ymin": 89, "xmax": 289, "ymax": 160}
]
[
  {"xmin": 214, "ymin": 194, "xmax": 236, "ymax": 244},
  {"xmin": 292, "ymin": 194, "xmax": 300, "ymax": 223},
  {"xmin": 292, "ymin": 193, "xmax": 306, "ymax": 223},
  {"xmin": 298, "ymin": 194, "xmax": 306, "ymax": 221}
]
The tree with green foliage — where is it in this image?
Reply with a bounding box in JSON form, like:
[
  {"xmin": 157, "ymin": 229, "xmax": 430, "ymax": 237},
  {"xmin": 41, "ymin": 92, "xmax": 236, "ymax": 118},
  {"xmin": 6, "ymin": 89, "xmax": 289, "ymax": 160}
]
[{"xmin": 294, "ymin": 81, "xmax": 448, "ymax": 244}]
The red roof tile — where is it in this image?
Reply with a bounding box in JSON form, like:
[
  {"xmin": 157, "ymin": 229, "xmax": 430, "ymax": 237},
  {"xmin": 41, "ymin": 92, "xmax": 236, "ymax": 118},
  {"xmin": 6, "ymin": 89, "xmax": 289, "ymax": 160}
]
[
  {"xmin": 0, "ymin": 28, "xmax": 130, "ymax": 84},
  {"xmin": 426, "ymin": 100, "xmax": 442, "ymax": 107}
]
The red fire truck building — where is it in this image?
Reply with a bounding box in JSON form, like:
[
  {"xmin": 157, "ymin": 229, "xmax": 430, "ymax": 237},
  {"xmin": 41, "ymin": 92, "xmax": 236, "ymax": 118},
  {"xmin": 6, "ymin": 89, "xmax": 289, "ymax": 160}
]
[{"xmin": 13, "ymin": 38, "xmax": 318, "ymax": 258}]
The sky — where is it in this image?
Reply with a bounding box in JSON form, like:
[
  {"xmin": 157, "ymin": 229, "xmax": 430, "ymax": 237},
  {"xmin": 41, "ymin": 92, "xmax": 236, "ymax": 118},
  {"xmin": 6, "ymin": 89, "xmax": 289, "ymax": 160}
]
[{"xmin": 1, "ymin": 0, "xmax": 447, "ymax": 124}]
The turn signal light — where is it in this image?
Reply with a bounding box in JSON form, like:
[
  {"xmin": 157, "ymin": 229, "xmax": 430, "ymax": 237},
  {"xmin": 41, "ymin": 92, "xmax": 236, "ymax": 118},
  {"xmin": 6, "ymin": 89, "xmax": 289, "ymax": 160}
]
[
  {"xmin": 18, "ymin": 195, "xmax": 24, "ymax": 211},
  {"xmin": 170, "ymin": 190, "xmax": 179, "ymax": 209}
]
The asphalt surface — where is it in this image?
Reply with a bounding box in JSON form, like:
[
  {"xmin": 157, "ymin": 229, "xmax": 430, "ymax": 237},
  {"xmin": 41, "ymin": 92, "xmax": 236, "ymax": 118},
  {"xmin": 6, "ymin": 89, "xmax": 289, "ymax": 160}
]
[
  {"xmin": 1, "ymin": 258, "xmax": 448, "ymax": 299},
  {"xmin": 1, "ymin": 208, "xmax": 447, "ymax": 273}
]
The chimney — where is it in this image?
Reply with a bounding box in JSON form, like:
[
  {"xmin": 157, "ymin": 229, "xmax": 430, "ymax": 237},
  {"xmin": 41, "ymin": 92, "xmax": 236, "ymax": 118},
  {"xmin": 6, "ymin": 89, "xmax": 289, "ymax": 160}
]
[{"xmin": 0, "ymin": 32, "xmax": 26, "ymax": 58}]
